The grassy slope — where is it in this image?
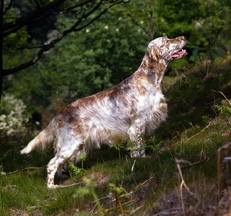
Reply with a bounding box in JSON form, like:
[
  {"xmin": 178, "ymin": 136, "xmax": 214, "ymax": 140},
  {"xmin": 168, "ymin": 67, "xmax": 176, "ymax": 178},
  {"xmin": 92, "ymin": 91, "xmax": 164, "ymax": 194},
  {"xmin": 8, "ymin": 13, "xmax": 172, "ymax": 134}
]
[{"xmin": 1, "ymin": 58, "xmax": 231, "ymax": 215}]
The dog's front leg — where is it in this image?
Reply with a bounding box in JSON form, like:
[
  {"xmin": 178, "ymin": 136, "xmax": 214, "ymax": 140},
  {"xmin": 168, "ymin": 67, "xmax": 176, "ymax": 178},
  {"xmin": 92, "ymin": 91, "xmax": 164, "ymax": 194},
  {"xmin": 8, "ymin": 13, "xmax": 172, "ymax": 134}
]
[{"xmin": 127, "ymin": 121, "xmax": 146, "ymax": 158}]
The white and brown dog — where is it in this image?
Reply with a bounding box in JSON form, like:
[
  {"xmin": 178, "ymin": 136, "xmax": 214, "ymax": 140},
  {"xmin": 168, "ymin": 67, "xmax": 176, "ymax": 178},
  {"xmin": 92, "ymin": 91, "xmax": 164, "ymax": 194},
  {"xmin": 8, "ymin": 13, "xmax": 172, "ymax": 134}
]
[{"xmin": 21, "ymin": 36, "xmax": 187, "ymax": 188}]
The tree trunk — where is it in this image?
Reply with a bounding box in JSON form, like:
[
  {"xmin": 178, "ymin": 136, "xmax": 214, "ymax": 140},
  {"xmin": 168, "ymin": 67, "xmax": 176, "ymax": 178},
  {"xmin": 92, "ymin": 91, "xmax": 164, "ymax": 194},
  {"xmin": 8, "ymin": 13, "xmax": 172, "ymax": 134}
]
[{"xmin": 0, "ymin": 0, "xmax": 3, "ymax": 100}]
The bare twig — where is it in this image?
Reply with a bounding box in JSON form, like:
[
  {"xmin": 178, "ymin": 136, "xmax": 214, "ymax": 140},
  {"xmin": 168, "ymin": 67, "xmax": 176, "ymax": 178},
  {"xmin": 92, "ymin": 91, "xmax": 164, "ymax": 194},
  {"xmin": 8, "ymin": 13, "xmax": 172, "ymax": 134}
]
[
  {"xmin": 5, "ymin": 170, "xmax": 18, "ymax": 175},
  {"xmin": 113, "ymin": 188, "xmax": 124, "ymax": 214},
  {"xmin": 129, "ymin": 205, "xmax": 143, "ymax": 214},
  {"xmin": 138, "ymin": 176, "xmax": 154, "ymax": 187},
  {"xmin": 56, "ymin": 182, "xmax": 82, "ymax": 188},
  {"xmin": 187, "ymin": 122, "xmax": 212, "ymax": 141},
  {"xmin": 217, "ymin": 142, "xmax": 231, "ymax": 199},
  {"xmin": 22, "ymin": 166, "xmax": 45, "ymax": 171},
  {"xmin": 131, "ymin": 159, "xmax": 137, "ymax": 184},
  {"xmin": 131, "ymin": 159, "xmax": 136, "ymax": 173},
  {"xmin": 212, "ymin": 90, "xmax": 231, "ymax": 106},
  {"xmin": 228, "ymin": 187, "xmax": 231, "ymax": 215},
  {"xmin": 175, "ymin": 158, "xmax": 194, "ymax": 216},
  {"xmin": 181, "ymin": 158, "xmax": 209, "ymax": 168},
  {"xmin": 153, "ymin": 207, "xmax": 182, "ymax": 216}
]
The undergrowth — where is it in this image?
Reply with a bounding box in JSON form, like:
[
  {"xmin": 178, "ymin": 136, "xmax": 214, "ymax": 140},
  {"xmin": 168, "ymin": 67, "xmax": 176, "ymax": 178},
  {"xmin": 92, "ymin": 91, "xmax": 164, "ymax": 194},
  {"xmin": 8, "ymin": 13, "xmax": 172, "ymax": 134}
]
[{"xmin": 1, "ymin": 56, "xmax": 231, "ymax": 215}]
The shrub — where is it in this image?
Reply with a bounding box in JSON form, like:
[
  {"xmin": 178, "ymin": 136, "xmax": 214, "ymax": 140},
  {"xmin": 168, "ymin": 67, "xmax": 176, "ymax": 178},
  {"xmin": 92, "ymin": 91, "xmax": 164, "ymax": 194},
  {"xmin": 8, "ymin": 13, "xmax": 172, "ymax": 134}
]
[{"xmin": 0, "ymin": 93, "xmax": 30, "ymax": 136}]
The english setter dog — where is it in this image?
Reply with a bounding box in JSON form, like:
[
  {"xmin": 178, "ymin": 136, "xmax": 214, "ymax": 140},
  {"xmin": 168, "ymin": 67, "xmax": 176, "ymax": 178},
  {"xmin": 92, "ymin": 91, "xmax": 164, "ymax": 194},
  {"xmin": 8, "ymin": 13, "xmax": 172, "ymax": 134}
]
[{"xmin": 21, "ymin": 36, "xmax": 187, "ymax": 188}]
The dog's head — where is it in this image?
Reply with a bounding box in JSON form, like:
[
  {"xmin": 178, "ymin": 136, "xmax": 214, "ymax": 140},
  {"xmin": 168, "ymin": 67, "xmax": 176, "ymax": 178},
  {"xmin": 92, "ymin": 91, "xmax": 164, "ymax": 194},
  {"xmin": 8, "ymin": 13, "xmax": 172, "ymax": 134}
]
[{"xmin": 147, "ymin": 36, "xmax": 187, "ymax": 62}]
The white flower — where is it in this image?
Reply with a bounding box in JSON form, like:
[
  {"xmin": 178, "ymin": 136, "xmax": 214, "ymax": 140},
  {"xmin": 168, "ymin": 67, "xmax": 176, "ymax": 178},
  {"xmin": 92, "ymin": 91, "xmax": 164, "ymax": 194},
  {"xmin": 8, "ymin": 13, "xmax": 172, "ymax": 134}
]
[{"xmin": 0, "ymin": 93, "xmax": 30, "ymax": 135}]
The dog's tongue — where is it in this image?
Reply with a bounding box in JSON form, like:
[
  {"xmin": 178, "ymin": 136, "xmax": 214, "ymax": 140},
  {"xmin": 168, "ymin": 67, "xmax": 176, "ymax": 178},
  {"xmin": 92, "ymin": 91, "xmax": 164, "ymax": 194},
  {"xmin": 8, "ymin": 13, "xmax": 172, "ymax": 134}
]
[{"xmin": 172, "ymin": 49, "xmax": 187, "ymax": 59}]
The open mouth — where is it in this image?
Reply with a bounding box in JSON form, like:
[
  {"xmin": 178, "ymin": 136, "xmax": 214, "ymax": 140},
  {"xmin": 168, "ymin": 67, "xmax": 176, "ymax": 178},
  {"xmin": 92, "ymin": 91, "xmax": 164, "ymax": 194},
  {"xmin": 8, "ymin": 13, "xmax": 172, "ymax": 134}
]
[{"xmin": 171, "ymin": 49, "xmax": 187, "ymax": 59}]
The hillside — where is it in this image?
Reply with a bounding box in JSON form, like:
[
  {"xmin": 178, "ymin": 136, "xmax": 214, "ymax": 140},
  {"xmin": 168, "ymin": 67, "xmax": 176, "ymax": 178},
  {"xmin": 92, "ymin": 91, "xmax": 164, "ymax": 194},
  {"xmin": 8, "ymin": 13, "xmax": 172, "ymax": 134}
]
[{"xmin": 1, "ymin": 56, "xmax": 231, "ymax": 215}]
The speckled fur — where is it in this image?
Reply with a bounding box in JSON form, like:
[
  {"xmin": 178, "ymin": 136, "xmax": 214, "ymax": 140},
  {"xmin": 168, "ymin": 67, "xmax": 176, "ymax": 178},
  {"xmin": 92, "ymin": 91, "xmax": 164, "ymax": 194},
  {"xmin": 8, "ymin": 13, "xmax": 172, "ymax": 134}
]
[{"xmin": 21, "ymin": 36, "xmax": 187, "ymax": 188}]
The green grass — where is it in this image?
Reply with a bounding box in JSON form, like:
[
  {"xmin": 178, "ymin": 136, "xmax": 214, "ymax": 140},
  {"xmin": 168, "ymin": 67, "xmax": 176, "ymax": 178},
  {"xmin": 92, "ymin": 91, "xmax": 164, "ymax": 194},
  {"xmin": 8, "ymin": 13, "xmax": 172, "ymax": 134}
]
[{"xmin": 0, "ymin": 169, "xmax": 78, "ymax": 215}]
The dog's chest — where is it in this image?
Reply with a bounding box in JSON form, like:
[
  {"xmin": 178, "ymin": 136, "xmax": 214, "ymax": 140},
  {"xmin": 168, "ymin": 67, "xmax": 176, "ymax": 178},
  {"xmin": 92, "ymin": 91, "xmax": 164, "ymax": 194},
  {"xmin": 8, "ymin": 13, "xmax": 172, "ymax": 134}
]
[
  {"xmin": 138, "ymin": 90, "xmax": 166, "ymax": 112},
  {"xmin": 134, "ymin": 88, "xmax": 168, "ymax": 132}
]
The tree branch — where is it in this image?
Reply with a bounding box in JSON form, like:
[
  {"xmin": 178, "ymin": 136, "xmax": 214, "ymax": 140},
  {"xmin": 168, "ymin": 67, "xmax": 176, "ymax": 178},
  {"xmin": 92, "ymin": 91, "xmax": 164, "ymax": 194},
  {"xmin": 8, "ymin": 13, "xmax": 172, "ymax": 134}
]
[
  {"xmin": 60, "ymin": 0, "xmax": 93, "ymax": 14},
  {"xmin": 3, "ymin": 0, "xmax": 66, "ymax": 36},
  {"xmin": 32, "ymin": 0, "xmax": 41, "ymax": 9},
  {"xmin": 3, "ymin": 0, "xmax": 126, "ymax": 76},
  {"xmin": 3, "ymin": 0, "xmax": 13, "ymax": 15}
]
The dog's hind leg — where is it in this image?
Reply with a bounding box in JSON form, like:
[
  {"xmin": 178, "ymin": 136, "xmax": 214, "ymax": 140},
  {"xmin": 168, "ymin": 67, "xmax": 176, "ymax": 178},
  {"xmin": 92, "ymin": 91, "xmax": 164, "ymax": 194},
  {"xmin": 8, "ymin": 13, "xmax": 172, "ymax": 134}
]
[
  {"xmin": 46, "ymin": 152, "xmax": 72, "ymax": 188},
  {"xmin": 46, "ymin": 141, "xmax": 83, "ymax": 188}
]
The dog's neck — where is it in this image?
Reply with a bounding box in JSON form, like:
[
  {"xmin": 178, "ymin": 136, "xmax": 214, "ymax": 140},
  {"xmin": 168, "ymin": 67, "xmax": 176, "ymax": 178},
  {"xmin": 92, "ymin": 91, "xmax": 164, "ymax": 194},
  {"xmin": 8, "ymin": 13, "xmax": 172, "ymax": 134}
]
[{"xmin": 135, "ymin": 54, "xmax": 169, "ymax": 86}]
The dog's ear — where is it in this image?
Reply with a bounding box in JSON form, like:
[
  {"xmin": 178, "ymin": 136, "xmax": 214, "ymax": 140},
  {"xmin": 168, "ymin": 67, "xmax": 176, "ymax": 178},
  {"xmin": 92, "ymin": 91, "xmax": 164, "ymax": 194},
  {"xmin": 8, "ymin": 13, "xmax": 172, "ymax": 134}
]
[{"xmin": 147, "ymin": 45, "xmax": 160, "ymax": 62}]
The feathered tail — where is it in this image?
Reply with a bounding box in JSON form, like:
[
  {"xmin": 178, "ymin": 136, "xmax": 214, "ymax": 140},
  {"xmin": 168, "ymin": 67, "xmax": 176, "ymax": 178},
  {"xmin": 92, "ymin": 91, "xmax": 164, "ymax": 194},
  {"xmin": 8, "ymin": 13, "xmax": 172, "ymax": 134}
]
[{"xmin": 21, "ymin": 122, "xmax": 55, "ymax": 154}]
